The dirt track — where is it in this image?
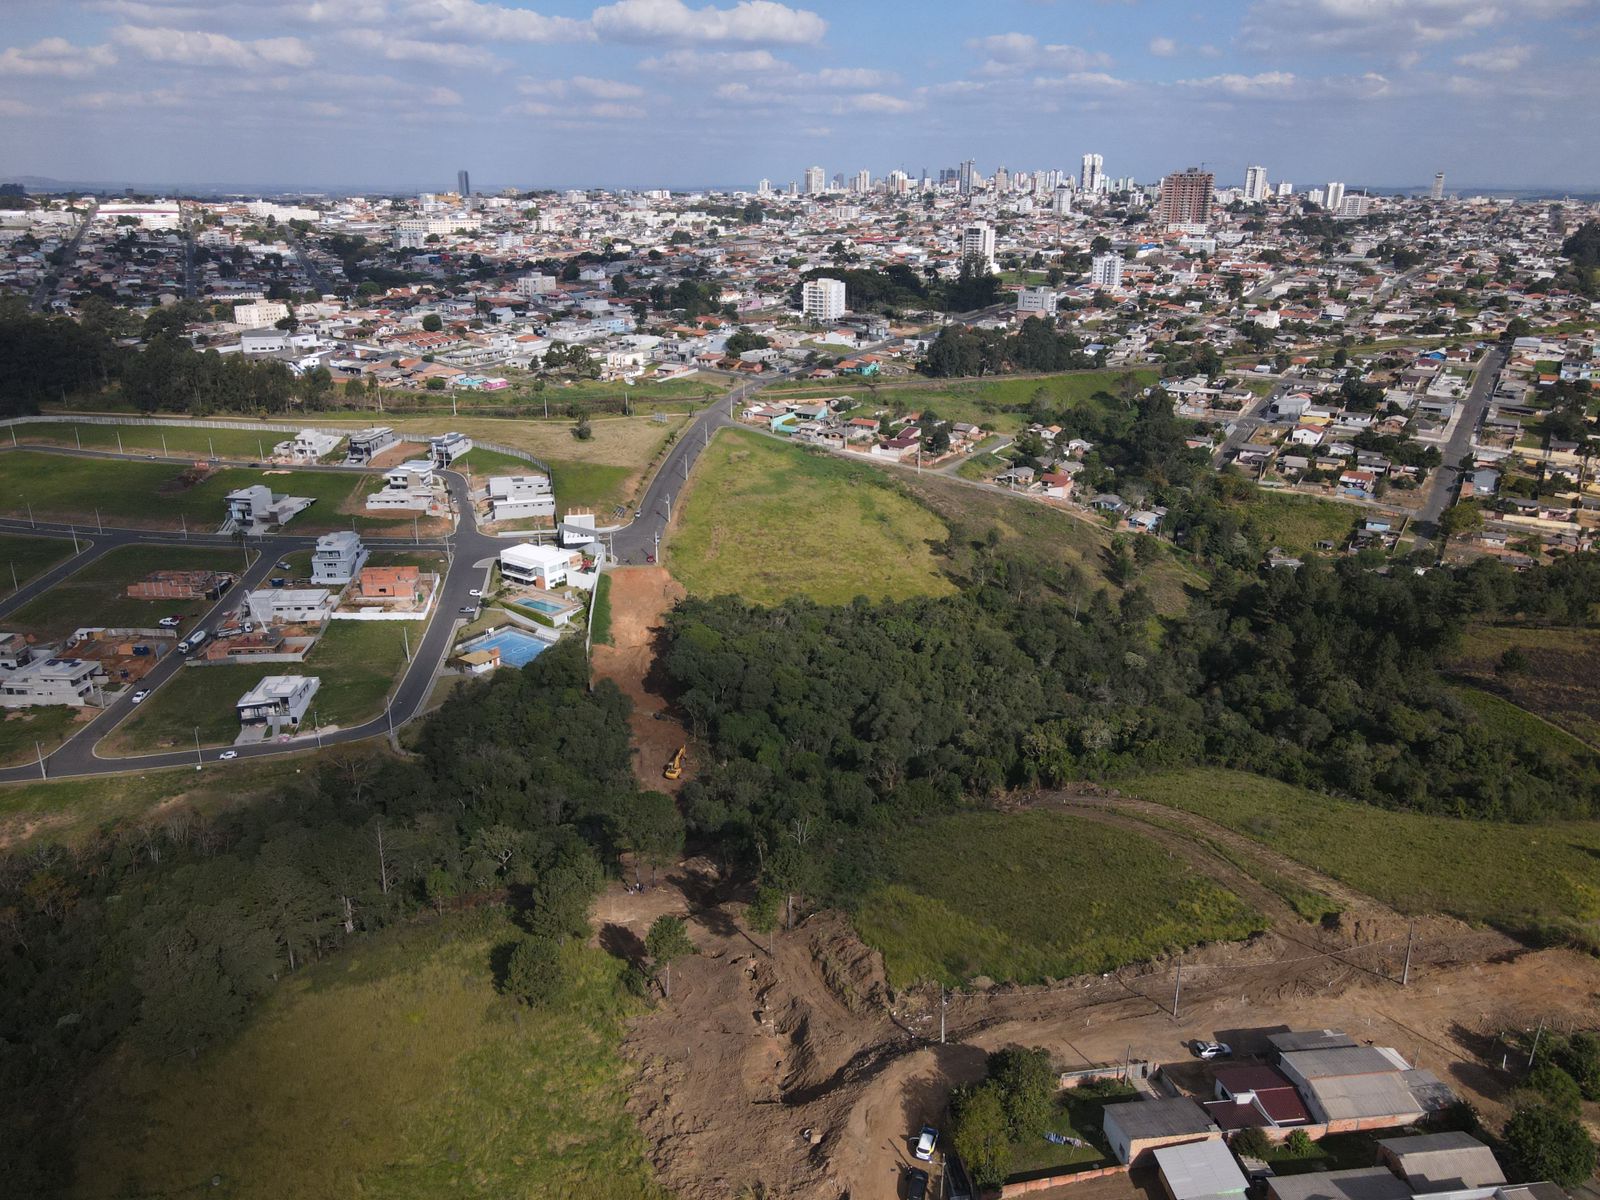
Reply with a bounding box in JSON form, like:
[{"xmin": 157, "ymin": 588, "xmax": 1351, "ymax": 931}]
[
  {"xmin": 603, "ymin": 801, "xmax": 1600, "ymax": 1200},
  {"xmin": 589, "ymin": 566, "xmax": 689, "ymax": 792}
]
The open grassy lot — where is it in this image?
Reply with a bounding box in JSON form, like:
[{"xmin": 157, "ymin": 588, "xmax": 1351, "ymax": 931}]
[
  {"xmin": 112, "ymin": 619, "xmax": 413, "ymax": 751},
  {"xmin": 1247, "ymin": 492, "xmax": 1364, "ymax": 556},
  {"xmin": 590, "ymin": 572, "xmax": 614, "ymax": 646},
  {"xmin": 1007, "ymin": 1084, "xmax": 1133, "ymax": 1179},
  {"xmin": 1124, "ymin": 768, "xmax": 1600, "ymax": 937},
  {"xmin": 0, "ymin": 533, "xmax": 76, "ymax": 591},
  {"xmin": 0, "ymin": 751, "xmax": 327, "ymax": 849},
  {"xmin": 0, "ymin": 452, "xmax": 405, "ymax": 533},
  {"xmin": 669, "ymin": 429, "xmax": 956, "ymax": 606},
  {"xmin": 0, "ymin": 706, "xmax": 82, "ymax": 767},
  {"xmin": 901, "ymin": 472, "xmax": 1203, "ymax": 617},
  {"xmin": 547, "ymin": 460, "xmax": 636, "ymax": 514},
  {"xmin": 853, "ymin": 809, "xmax": 1264, "ymax": 988},
  {"xmin": 73, "ymin": 913, "xmax": 668, "ymax": 1200},
  {"xmin": 9, "ymin": 544, "xmax": 243, "ymax": 638},
  {"xmin": 1448, "ymin": 624, "xmax": 1600, "ymax": 746},
  {"xmin": 12, "ymin": 421, "xmax": 278, "ymax": 459},
  {"xmin": 453, "ymin": 445, "xmax": 534, "ymax": 477}
]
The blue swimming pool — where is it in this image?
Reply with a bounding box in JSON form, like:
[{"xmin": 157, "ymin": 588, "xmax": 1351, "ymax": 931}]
[
  {"xmin": 471, "ymin": 628, "xmax": 550, "ymax": 668},
  {"xmin": 513, "ymin": 597, "xmax": 569, "ymax": 616}
]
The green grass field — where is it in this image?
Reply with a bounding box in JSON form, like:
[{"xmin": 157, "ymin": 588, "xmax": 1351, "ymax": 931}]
[
  {"xmin": 11, "ymin": 421, "xmax": 283, "ymax": 459},
  {"xmin": 0, "ymin": 533, "xmax": 77, "ymax": 591},
  {"xmin": 669, "ymin": 429, "xmax": 956, "ymax": 606},
  {"xmin": 1248, "ymin": 492, "xmax": 1363, "ymax": 556},
  {"xmin": 9, "ymin": 544, "xmax": 243, "ymax": 638},
  {"xmin": 113, "ymin": 620, "xmax": 413, "ymax": 751},
  {"xmin": 73, "ymin": 913, "xmax": 668, "ymax": 1200},
  {"xmin": 1007, "ymin": 1084, "xmax": 1132, "ymax": 1179},
  {"xmin": 1448, "ymin": 624, "xmax": 1600, "ymax": 746},
  {"xmin": 853, "ymin": 809, "xmax": 1264, "ymax": 988},
  {"xmin": 0, "ymin": 452, "xmax": 407, "ymax": 533},
  {"xmin": 453, "ymin": 446, "xmax": 535, "ymax": 477},
  {"xmin": 0, "ymin": 706, "xmax": 81, "ymax": 768},
  {"xmin": 590, "ymin": 573, "xmax": 614, "ymax": 646},
  {"xmin": 547, "ymin": 459, "xmax": 635, "ymax": 515},
  {"xmin": 1124, "ymin": 768, "xmax": 1600, "ymax": 938}
]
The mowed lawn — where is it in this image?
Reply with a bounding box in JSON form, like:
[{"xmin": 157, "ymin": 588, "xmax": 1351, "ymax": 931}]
[
  {"xmin": 1125, "ymin": 768, "xmax": 1600, "ymax": 937},
  {"xmin": 854, "ymin": 809, "xmax": 1264, "ymax": 988},
  {"xmin": 113, "ymin": 620, "xmax": 413, "ymax": 750},
  {"xmin": 73, "ymin": 915, "xmax": 669, "ymax": 1200},
  {"xmin": 669, "ymin": 428, "xmax": 956, "ymax": 606},
  {"xmin": 0, "ymin": 451, "xmax": 407, "ymax": 533},
  {"xmin": 0, "ymin": 533, "xmax": 77, "ymax": 591},
  {"xmin": 13, "ymin": 421, "xmax": 279, "ymax": 459},
  {"xmin": 10, "ymin": 544, "xmax": 243, "ymax": 638}
]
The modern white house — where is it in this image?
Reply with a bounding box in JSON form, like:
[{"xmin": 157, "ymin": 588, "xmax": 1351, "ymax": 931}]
[
  {"xmin": 346, "ymin": 426, "xmax": 398, "ymax": 464},
  {"xmin": 236, "ymin": 675, "xmax": 319, "ymax": 736},
  {"xmin": 0, "ymin": 656, "xmax": 104, "ymax": 708},
  {"xmin": 224, "ymin": 485, "xmax": 314, "ymax": 531},
  {"xmin": 499, "ymin": 542, "xmax": 584, "ymax": 590},
  {"xmin": 246, "ymin": 588, "xmax": 336, "ymax": 626},
  {"xmin": 558, "ymin": 511, "xmax": 602, "ymax": 549},
  {"xmin": 429, "ymin": 431, "xmax": 473, "ymax": 466},
  {"xmin": 486, "ymin": 473, "xmax": 555, "ymax": 522},
  {"xmin": 276, "ymin": 429, "xmax": 343, "ymax": 462},
  {"xmin": 367, "ymin": 460, "xmax": 437, "ymax": 511},
  {"xmin": 311, "ymin": 531, "xmax": 369, "ymax": 586}
]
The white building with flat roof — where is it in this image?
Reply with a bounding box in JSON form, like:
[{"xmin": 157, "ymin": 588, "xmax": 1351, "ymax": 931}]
[
  {"xmin": 0, "ymin": 656, "xmax": 104, "ymax": 708},
  {"xmin": 237, "ymin": 675, "xmax": 319, "ymax": 735},
  {"xmin": 224, "ymin": 485, "xmax": 314, "ymax": 531},
  {"xmin": 802, "ymin": 277, "xmax": 847, "ymax": 323},
  {"xmin": 487, "ymin": 474, "xmax": 555, "ymax": 522},
  {"xmin": 368, "ymin": 459, "xmax": 437, "ymax": 511},
  {"xmin": 311, "ymin": 531, "xmax": 368, "ymax": 586},
  {"xmin": 1092, "ymin": 253, "xmax": 1124, "ymax": 292},
  {"xmin": 346, "ymin": 426, "xmax": 398, "ymax": 464},
  {"xmin": 276, "ymin": 429, "xmax": 342, "ymax": 462},
  {"xmin": 1016, "ymin": 287, "xmax": 1058, "ymax": 316},
  {"xmin": 246, "ymin": 588, "xmax": 336, "ymax": 626},
  {"xmin": 499, "ymin": 542, "xmax": 584, "ymax": 590},
  {"xmin": 234, "ymin": 300, "xmax": 290, "ymax": 329},
  {"xmin": 429, "ymin": 431, "xmax": 472, "ymax": 466}
]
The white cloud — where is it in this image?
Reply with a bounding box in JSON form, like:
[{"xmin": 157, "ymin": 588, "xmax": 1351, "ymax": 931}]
[
  {"xmin": 66, "ymin": 87, "xmax": 187, "ymax": 109},
  {"xmin": 0, "ymin": 38, "xmax": 118, "ymax": 78},
  {"xmin": 1239, "ymin": 0, "xmax": 1585, "ymax": 51},
  {"xmin": 1033, "ymin": 71, "xmax": 1131, "ymax": 93},
  {"xmin": 639, "ymin": 47, "xmax": 786, "ymax": 72},
  {"xmin": 396, "ymin": 0, "xmax": 592, "ymax": 43},
  {"xmin": 572, "ymin": 74, "xmax": 646, "ymax": 98},
  {"xmin": 1454, "ymin": 43, "xmax": 1531, "ymax": 70},
  {"xmin": 504, "ymin": 97, "xmax": 644, "ymax": 119},
  {"xmin": 811, "ymin": 66, "xmax": 895, "ymax": 88},
  {"xmin": 1148, "ymin": 36, "xmax": 1178, "ymax": 57},
  {"xmin": 1179, "ymin": 70, "xmax": 1299, "ymax": 97},
  {"xmin": 112, "ymin": 25, "xmax": 315, "ymax": 69},
  {"xmin": 425, "ymin": 85, "xmax": 464, "ymax": 104},
  {"xmin": 968, "ymin": 32, "xmax": 1110, "ymax": 74},
  {"xmin": 841, "ymin": 91, "xmax": 918, "ymax": 113},
  {"xmin": 339, "ymin": 28, "xmax": 500, "ymax": 68},
  {"xmin": 0, "ymin": 98, "xmax": 41, "ymax": 116},
  {"xmin": 591, "ymin": 0, "xmax": 827, "ymax": 46}
]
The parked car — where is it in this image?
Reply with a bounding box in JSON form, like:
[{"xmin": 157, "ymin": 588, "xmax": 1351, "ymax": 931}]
[
  {"xmin": 130, "ymin": 689, "xmax": 150, "ymax": 704},
  {"xmin": 277, "ymin": 560, "xmax": 291, "ymax": 569},
  {"xmin": 914, "ymin": 1126, "xmax": 938, "ymax": 1162},
  {"xmin": 269, "ymin": 577, "xmax": 286, "ymax": 588},
  {"xmin": 905, "ymin": 1167, "xmax": 929, "ymax": 1200},
  {"xmin": 459, "ymin": 606, "xmax": 477, "ymax": 615},
  {"xmin": 158, "ymin": 616, "xmax": 181, "ymax": 628},
  {"xmin": 218, "ymin": 750, "xmax": 238, "ymax": 761},
  {"xmin": 1194, "ymin": 1041, "xmax": 1233, "ymax": 1060},
  {"xmin": 468, "ymin": 588, "xmax": 482, "ymax": 598}
]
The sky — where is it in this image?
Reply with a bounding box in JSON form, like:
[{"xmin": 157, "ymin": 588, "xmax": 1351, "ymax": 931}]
[{"xmin": 2, "ymin": 0, "xmax": 1599, "ymax": 193}]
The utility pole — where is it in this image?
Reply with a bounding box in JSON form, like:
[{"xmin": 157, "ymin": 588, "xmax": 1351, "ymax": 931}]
[
  {"xmin": 9, "ymin": 562, "xmax": 16, "ymax": 593},
  {"xmin": 1171, "ymin": 962, "xmax": 1182, "ymax": 1019},
  {"xmin": 665, "ymin": 495, "xmax": 672, "ymax": 522},
  {"xmin": 25, "ymin": 500, "xmax": 34, "ymax": 529},
  {"xmin": 208, "ymin": 436, "xmax": 215, "ymax": 459},
  {"xmin": 35, "ymin": 740, "xmax": 45, "ymax": 780},
  {"xmin": 180, "ymin": 514, "xmax": 187, "ymax": 539},
  {"xmin": 1528, "ymin": 1019, "xmax": 1546, "ymax": 1069},
  {"xmin": 193, "ymin": 726, "xmax": 202, "ymax": 769},
  {"xmin": 116, "ymin": 431, "xmax": 123, "ymax": 455},
  {"xmin": 95, "ymin": 508, "xmax": 102, "ymax": 534},
  {"xmin": 1401, "ymin": 922, "xmax": 1415, "ymax": 986},
  {"xmin": 74, "ymin": 426, "xmax": 81, "ymax": 449},
  {"xmin": 402, "ymin": 626, "xmax": 410, "ymax": 661},
  {"xmin": 161, "ymin": 432, "xmax": 167, "ymax": 456},
  {"xmin": 70, "ymin": 528, "xmax": 79, "ymax": 555},
  {"xmin": 682, "ymin": 455, "xmax": 688, "ymax": 480},
  {"xmin": 940, "ymin": 989, "xmax": 948, "ymax": 1045}
]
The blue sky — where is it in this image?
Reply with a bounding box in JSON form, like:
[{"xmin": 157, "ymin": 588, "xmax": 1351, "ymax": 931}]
[{"xmin": 2, "ymin": 0, "xmax": 1598, "ymax": 191}]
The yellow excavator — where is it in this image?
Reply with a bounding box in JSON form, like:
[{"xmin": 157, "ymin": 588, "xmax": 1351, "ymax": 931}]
[{"xmin": 664, "ymin": 745, "xmax": 686, "ymax": 781}]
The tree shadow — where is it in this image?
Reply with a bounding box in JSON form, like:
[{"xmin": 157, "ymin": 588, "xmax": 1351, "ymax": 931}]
[
  {"xmin": 599, "ymin": 921, "xmax": 647, "ymax": 966},
  {"xmin": 487, "ymin": 938, "xmax": 519, "ymax": 992}
]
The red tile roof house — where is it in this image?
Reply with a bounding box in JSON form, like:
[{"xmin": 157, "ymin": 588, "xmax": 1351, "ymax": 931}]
[{"xmin": 1205, "ymin": 1065, "xmax": 1312, "ymax": 1138}]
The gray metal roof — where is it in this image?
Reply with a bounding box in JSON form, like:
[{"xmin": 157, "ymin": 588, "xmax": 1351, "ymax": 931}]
[
  {"xmin": 1103, "ymin": 1097, "xmax": 1219, "ymax": 1139},
  {"xmin": 1154, "ymin": 1138, "xmax": 1249, "ymax": 1200},
  {"xmin": 1267, "ymin": 1029, "xmax": 1358, "ymax": 1055},
  {"xmin": 1268, "ymin": 1168, "xmax": 1412, "ymax": 1200},
  {"xmin": 1376, "ymin": 1132, "xmax": 1506, "ymax": 1190},
  {"xmin": 1303, "ymin": 1074, "xmax": 1424, "ymax": 1122},
  {"xmin": 1281, "ymin": 1046, "xmax": 1403, "ymax": 1079}
]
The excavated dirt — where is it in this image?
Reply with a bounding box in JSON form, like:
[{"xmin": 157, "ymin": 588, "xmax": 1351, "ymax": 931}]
[
  {"xmin": 608, "ymin": 799, "xmax": 1600, "ymax": 1200},
  {"xmin": 589, "ymin": 566, "xmax": 690, "ymax": 792}
]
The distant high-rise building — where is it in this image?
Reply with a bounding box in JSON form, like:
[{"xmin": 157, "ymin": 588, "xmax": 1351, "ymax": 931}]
[
  {"xmin": 757, "ymin": 178, "xmax": 772, "ymax": 195},
  {"xmin": 994, "ymin": 165, "xmax": 1010, "ymax": 193},
  {"xmin": 802, "ymin": 277, "xmax": 847, "ymax": 322},
  {"xmin": 1277, "ymin": 181, "xmax": 1293, "ymax": 198},
  {"xmin": 1431, "ymin": 171, "xmax": 1446, "ymax": 201},
  {"xmin": 1324, "ymin": 181, "xmax": 1346, "ymax": 212},
  {"xmin": 1339, "ymin": 192, "xmax": 1373, "ymax": 218},
  {"xmin": 1081, "ymin": 153, "xmax": 1104, "ymax": 193},
  {"xmin": 961, "ymin": 221, "xmax": 996, "ymax": 266},
  {"xmin": 1158, "ymin": 167, "xmax": 1215, "ymax": 227},
  {"xmin": 851, "ymin": 168, "xmax": 871, "ymax": 193},
  {"xmin": 1053, "ymin": 186, "xmax": 1073, "ymax": 216},
  {"xmin": 1243, "ymin": 165, "xmax": 1269, "ymax": 203},
  {"xmin": 1091, "ymin": 253, "xmax": 1123, "ymax": 292},
  {"xmin": 805, "ymin": 166, "xmax": 826, "ymax": 195},
  {"xmin": 958, "ymin": 159, "xmax": 976, "ymax": 196},
  {"xmin": 832, "ymin": 172, "xmax": 845, "ymax": 191},
  {"xmin": 457, "ymin": 169, "xmax": 470, "ymax": 197}
]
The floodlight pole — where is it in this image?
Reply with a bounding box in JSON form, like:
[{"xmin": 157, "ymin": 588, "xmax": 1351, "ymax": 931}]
[{"xmin": 1171, "ymin": 962, "xmax": 1182, "ymax": 1019}]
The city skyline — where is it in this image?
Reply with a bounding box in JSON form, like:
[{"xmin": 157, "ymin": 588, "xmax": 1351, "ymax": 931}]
[{"xmin": 2, "ymin": 0, "xmax": 1599, "ymax": 191}]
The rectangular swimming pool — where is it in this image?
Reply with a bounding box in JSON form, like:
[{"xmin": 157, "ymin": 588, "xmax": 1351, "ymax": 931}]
[
  {"xmin": 470, "ymin": 628, "xmax": 550, "ymax": 668},
  {"xmin": 513, "ymin": 597, "xmax": 569, "ymax": 616}
]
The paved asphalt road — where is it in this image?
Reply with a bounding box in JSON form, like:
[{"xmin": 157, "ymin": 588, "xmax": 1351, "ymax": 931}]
[
  {"xmin": 1415, "ymin": 346, "xmax": 1505, "ymax": 538},
  {"xmin": 29, "ymin": 200, "xmax": 97, "ymax": 314},
  {"xmin": 0, "ymin": 458, "xmax": 499, "ymax": 781}
]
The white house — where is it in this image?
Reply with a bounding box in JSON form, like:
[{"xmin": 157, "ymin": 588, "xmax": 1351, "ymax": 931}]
[
  {"xmin": 246, "ymin": 588, "xmax": 336, "ymax": 626},
  {"xmin": 367, "ymin": 459, "xmax": 437, "ymax": 511},
  {"xmin": 275, "ymin": 429, "xmax": 343, "ymax": 462},
  {"xmin": 346, "ymin": 426, "xmax": 398, "ymax": 464},
  {"xmin": 499, "ymin": 542, "xmax": 583, "ymax": 590},
  {"xmin": 311, "ymin": 531, "xmax": 368, "ymax": 586},
  {"xmin": 429, "ymin": 431, "xmax": 473, "ymax": 466},
  {"xmin": 225, "ymin": 485, "xmax": 314, "ymax": 531},
  {"xmin": 487, "ymin": 474, "xmax": 555, "ymax": 522},
  {"xmin": 236, "ymin": 675, "xmax": 319, "ymax": 736},
  {"xmin": 0, "ymin": 656, "xmax": 104, "ymax": 709}
]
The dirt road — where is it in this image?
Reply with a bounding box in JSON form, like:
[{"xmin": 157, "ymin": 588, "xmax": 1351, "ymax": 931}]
[
  {"xmin": 589, "ymin": 566, "xmax": 690, "ymax": 791},
  {"xmin": 604, "ymin": 799, "xmax": 1600, "ymax": 1200}
]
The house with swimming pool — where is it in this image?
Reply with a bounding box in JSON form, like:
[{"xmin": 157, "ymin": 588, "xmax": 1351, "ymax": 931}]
[{"xmin": 499, "ymin": 542, "xmax": 587, "ymax": 591}]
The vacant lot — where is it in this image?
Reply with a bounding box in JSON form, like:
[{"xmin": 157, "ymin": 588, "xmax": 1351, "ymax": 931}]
[
  {"xmin": 670, "ymin": 429, "xmax": 956, "ymax": 606},
  {"xmin": 0, "ymin": 706, "xmax": 82, "ymax": 767},
  {"xmin": 0, "ymin": 452, "xmax": 404, "ymax": 533},
  {"xmin": 74, "ymin": 914, "xmax": 668, "ymax": 1200},
  {"xmin": 1448, "ymin": 624, "xmax": 1600, "ymax": 746},
  {"xmin": 14, "ymin": 421, "xmax": 279, "ymax": 459},
  {"xmin": 853, "ymin": 809, "xmax": 1264, "ymax": 988},
  {"xmin": 112, "ymin": 619, "xmax": 412, "ymax": 750},
  {"xmin": 0, "ymin": 533, "xmax": 76, "ymax": 591},
  {"xmin": 1125, "ymin": 768, "xmax": 1600, "ymax": 937},
  {"xmin": 9, "ymin": 544, "xmax": 241, "ymax": 638},
  {"xmin": 1248, "ymin": 492, "xmax": 1364, "ymax": 556}
]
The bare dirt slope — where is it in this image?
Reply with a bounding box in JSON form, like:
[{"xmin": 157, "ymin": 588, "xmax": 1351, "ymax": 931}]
[
  {"xmin": 605, "ymin": 798, "xmax": 1600, "ymax": 1200},
  {"xmin": 589, "ymin": 566, "xmax": 689, "ymax": 791}
]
